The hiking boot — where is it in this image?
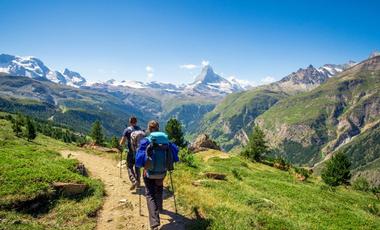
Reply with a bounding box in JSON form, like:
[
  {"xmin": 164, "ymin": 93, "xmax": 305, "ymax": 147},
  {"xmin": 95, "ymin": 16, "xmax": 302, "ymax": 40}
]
[
  {"xmin": 151, "ymin": 226, "xmax": 159, "ymax": 230},
  {"xmin": 129, "ymin": 183, "xmax": 136, "ymax": 191}
]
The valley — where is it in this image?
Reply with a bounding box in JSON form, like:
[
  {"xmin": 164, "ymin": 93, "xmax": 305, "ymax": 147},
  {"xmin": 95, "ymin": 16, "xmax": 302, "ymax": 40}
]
[{"xmin": 1, "ymin": 53, "xmax": 379, "ymax": 176}]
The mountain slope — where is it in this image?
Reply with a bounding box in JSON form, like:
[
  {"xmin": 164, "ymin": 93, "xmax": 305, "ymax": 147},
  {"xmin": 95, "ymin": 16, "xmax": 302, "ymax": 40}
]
[
  {"xmin": 257, "ymin": 55, "xmax": 380, "ymax": 167},
  {"xmin": 0, "ymin": 54, "xmax": 87, "ymax": 87},
  {"xmin": 196, "ymin": 62, "xmax": 354, "ymax": 150},
  {"xmin": 174, "ymin": 149, "xmax": 380, "ymax": 229},
  {"xmin": 0, "ymin": 75, "xmax": 154, "ymax": 136}
]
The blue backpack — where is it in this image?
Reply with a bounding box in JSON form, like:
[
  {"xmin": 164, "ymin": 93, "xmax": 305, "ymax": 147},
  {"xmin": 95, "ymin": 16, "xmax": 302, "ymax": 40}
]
[{"xmin": 146, "ymin": 132, "xmax": 174, "ymax": 179}]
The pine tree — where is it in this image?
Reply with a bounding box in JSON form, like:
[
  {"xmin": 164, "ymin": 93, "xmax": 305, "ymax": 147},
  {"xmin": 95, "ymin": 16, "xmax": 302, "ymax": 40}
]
[
  {"xmin": 321, "ymin": 152, "xmax": 351, "ymax": 186},
  {"xmin": 241, "ymin": 125, "xmax": 268, "ymax": 162},
  {"xmin": 12, "ymin": 114, "xmax": 23, "ymax": 137},
  {"xmin": 90, "ymin": 120, "xmax": 104, "ymax": 145},
  {"xmin": 110, "ymin": 135, "xmax": 119, "ymax": 148},
  {"xmin": 25, "ymin": 117, "xmax": 37, "ymax": 141},
  {"xmin": 165, "ymin": 118, "xmax": 186, "ymax": 148}
]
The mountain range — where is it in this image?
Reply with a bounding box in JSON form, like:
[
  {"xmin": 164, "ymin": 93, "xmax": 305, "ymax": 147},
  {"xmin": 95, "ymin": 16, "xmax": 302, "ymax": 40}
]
[
  {"xmin": 1, "ymin": 52, "xmax": 379, "ymax": 178},
  {"xmin": 0, "ymin": 54, "xmax": 249, "ymax": 96}
]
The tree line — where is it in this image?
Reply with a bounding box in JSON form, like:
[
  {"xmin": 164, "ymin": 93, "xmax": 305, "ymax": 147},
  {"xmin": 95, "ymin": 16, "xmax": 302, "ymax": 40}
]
[{"xmin": 2, "ymin": 112, "xmax": 85, "ymax": 143}]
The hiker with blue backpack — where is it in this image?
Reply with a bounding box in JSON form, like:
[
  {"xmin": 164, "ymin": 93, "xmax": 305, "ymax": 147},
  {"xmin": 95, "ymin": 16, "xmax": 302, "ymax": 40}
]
[
  {"xmin": 119, "ymin": 116, "xmax": 145, "ymax": 190},
  {"xmin": 136, "ymin": 120, "xmax": 179, "ymax": 230}
]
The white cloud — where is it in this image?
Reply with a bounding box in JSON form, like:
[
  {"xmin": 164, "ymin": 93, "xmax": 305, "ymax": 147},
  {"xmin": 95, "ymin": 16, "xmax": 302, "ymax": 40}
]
[
  {"xmin": 201, "ymin": 60, "xmax": 209, "ymax": 66},
  {"xmin": 260, "ymin": 76, "xmax": 276, "ymax": 84},
  {"xmin": 146, "ymin": 65, "xmax": 154, "ymax": 81},
  {"xmin": 146, "ymin": 65, "xmax": 153, "ymax": 72},
  {"xmin": 180, "ymin": 64, "xmax": 198, "ymax": 70}
]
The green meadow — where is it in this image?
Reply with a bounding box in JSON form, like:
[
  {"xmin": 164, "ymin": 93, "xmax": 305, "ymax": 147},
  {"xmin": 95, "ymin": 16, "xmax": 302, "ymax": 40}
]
[{"xmin": 172, "ymin": 150, "xmax": 380, "ymax": 230}]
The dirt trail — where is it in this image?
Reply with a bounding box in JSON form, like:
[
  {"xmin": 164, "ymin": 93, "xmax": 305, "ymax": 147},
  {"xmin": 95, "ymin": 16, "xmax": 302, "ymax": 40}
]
[{"xmin": 60, "ymin": 150, "xmax": 186, "ymax": 230}]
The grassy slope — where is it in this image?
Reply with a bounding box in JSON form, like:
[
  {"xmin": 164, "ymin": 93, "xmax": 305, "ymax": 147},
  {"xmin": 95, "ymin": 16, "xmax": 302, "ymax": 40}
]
[
  {"xmin": 0, "ymin": 116, "xmax": 104, "ymax": 230},
  {"xmin": 198, "ymin": 88, "xmax": 287, "ymax": 150},
  {"xmin": 172, "ymin": 150, "xmax": 380, "ymax": 230},
  {"xmin": 258, "ymin": 60, "xmax": 380, "ymax": 165}
]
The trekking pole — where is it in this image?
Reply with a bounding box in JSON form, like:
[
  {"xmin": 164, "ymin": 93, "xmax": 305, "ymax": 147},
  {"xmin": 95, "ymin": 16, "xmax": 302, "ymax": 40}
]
[
  {"xmin": 119, "ymin": 149, "xmax": 122, "ymax": 178},
  {"xmin": 137, "ymin": 168, "xmax": 142, "ymax": 216},
  {"xmin": 138, "ymin": 185, "xmax": 142, "ymax": 216},
  {"xmin": 169, "ymin": 171, "xmax": 178, "ymax": 214}
]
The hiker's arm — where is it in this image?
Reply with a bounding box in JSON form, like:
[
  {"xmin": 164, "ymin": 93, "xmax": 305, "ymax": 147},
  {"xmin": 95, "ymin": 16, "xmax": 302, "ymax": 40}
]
[{"xmin": 119, "ymin": 136, "xmax": 127, "ymax": 146}]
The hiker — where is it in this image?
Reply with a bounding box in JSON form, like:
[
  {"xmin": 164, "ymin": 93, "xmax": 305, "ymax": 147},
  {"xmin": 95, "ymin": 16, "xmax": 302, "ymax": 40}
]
[
  {"xmin": 119, "ymin": 116, "xmax": 145, "ymax": 190},
  {"xmin": 136, "ymin": 120, "xmax": 179, "ymax": 230}
]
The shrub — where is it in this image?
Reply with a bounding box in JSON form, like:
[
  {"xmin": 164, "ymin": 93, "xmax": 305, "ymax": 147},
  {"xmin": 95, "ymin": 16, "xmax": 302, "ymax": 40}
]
[
  {"xmin": 321, "ymin": 152, "xmax": 351, "ymax": 186},
  {"xmin": 110, "ymin": 135, "xmax": 120, "ymax": 148},
  {"xmin": 352, "ymin": 177, "xmax": 370, "ymax": 192},
  {"xmin": 179, "ymin": 148, "xmax": 196, "ymax": 168},
  {"xmin": 273, "ymin": 156, "xmax": 289, "ymax": 170},
  {"xmin": 293, "ymin": 167, "xmax": 310, "ymax": 181}
]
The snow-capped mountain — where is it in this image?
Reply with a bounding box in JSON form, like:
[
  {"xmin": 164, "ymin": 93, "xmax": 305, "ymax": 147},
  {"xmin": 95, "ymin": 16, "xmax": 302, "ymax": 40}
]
[
  {"xmin": 89, "ymin": 64, "xmax": 251, "ymax": 96},
  {"xmin": 318, "ymin": 61, "xmax": 356, "ymax": 78},
  {"xmin": 186, "ymin": 65, "xmax": 244, "ymax": 94},
  {"xmin": 0, "ymin": 53, "xmax": 253, "ymax": 95},
  {"xmin": 274, "ymin": 61, "xmax": 357, "ymax": 93},
  {"xmin": 0, "ymin": 54, "xmax": 87, "ymax": 88},
  {"xmin": 62, "ymin": 68, "xmax": 87, "ymax": 87},
  {"xmin": 0, "ymin": 53, "xmax": 357, "ymax": 97}
]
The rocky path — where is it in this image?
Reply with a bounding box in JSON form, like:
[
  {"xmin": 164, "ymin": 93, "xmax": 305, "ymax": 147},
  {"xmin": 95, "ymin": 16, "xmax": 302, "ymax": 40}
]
[{"xmin": 60, "ymin": 150, "xmax": 186, "ymax": 230}]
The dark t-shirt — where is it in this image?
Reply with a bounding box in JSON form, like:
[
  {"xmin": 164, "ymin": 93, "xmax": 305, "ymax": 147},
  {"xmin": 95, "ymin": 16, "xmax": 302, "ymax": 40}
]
[{"xmin": 122, "ymin": 125, "xmax": 141, "ymax": 152}]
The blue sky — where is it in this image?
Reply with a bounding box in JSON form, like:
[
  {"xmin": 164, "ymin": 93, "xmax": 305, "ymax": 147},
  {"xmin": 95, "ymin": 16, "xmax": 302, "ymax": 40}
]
[{"xmin": 0, "ymin": 0, "xmax": 379, "ymax": 84}]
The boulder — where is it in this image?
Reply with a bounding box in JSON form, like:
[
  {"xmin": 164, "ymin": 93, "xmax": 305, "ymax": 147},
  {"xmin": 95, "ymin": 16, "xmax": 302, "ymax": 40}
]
[
  {"xmin": 53, "ymin": 182, "xmax": 87, "ymax": 196},
  {"xmin": 204, "ymin": 172, "xmax": 227, "ymax": 180},
  {"xmin": 189, "ymin": 134, "xmax": 221, "ymax": 153},
  {"xmin": 75, "ymin": 163, "xmax": 88, "ymax": 176}
]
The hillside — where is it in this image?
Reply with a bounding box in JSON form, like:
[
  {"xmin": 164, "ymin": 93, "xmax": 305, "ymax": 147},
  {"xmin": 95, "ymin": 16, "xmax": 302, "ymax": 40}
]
[
  {"xmin": 196, "ymin": 89, "xmax": 287, "ymax": 150},
  {"xmin": 195, "ymin": 62, "xmax": 353, "ymax": 151},
  {"xmin": 0, "ymin": 114, "xmax": 104, "ymax": 229},
  {"xmin": 173, "ymin": 149, "xmax": 380, "ymax": 229},
  {"xmin": 0, "ymin": 75, "xmax": 155, "ymax": 136},
  {"xmin": 1, "ymin": 112, "xmax": 379, "ymax": 229},
  {"xmin": 257, "ymin": 55, "xmax": 380, "ymax": 168}
]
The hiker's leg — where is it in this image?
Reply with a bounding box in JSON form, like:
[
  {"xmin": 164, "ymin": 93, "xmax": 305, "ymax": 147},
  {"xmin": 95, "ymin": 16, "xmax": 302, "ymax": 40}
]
[
  {"xmin": 135, "ymin": 166, "xmax": 141, "ymax": 185},
  {"xmin": 154, "ymin": 178, "xmax": 164, "ymax": 212},
  {"xmin": 126, "ymin": 151, "xmax": 137, "ymax": 184},
  {"xmin": 144, "ymin": 176, "xmax": 160, "ymax": 228}
]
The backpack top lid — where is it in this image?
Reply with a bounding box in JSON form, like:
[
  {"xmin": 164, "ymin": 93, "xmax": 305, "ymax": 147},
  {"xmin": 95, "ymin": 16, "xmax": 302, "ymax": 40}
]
[
  {"xmin": 147, "ymin": 132, "xmax": 169, "ymax": 144},
  {"xmin": 130, "ymin": 130, "xmax": 146, "ymax": 151}
]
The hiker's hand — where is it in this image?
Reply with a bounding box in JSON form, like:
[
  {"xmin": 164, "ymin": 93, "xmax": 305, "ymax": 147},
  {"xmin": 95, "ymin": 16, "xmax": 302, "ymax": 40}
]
[{"xmin": 117, "ymin": 145, "xmax": 123, "ymax": 153}]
